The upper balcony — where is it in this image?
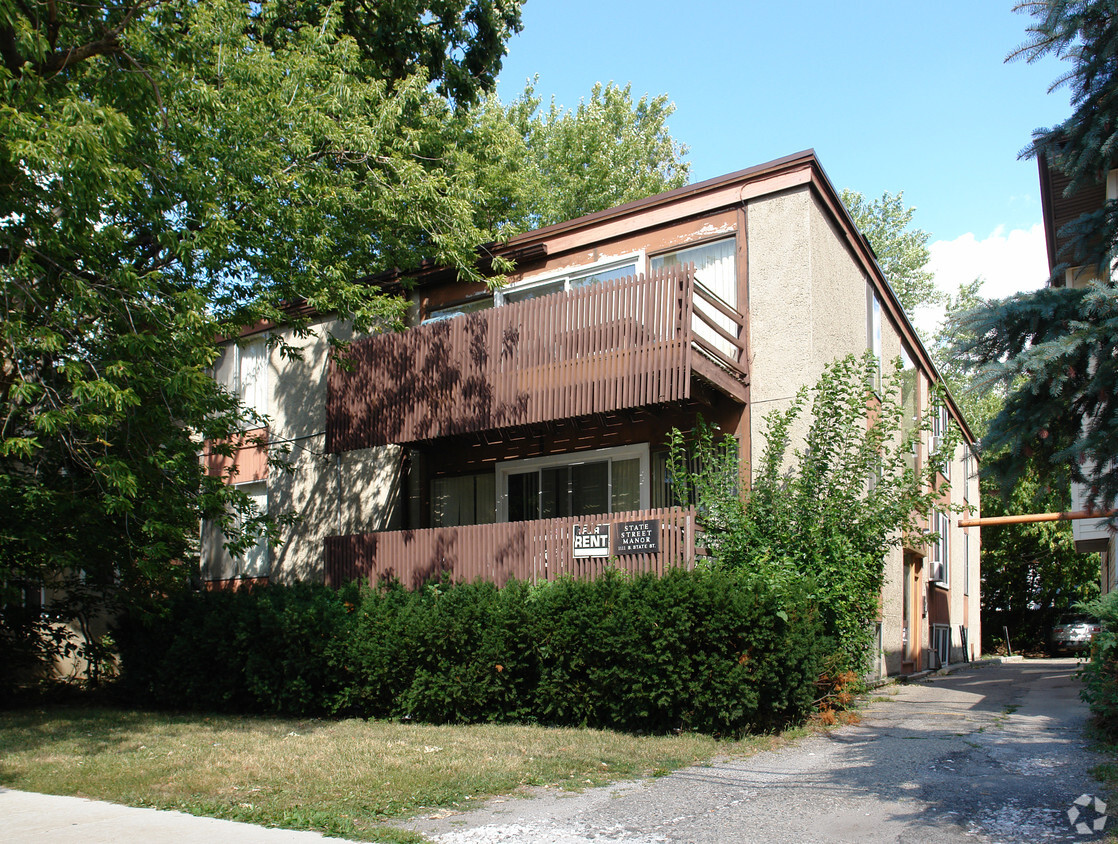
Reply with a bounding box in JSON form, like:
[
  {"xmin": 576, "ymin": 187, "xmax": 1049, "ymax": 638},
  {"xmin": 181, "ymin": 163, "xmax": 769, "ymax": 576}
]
[{"xmin": 326, "ymin": 266, "xmax": 747, "ymax": 452}]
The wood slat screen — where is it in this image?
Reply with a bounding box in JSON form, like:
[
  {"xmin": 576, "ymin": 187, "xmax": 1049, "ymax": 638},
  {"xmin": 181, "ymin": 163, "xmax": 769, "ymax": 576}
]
[
  {"xmin": 327, "ymin": 267, "xmax": 746, "ymax": 452},
  {"xmin": 324, "ymin": 506, "xmax": 697, "ymax": 589}
]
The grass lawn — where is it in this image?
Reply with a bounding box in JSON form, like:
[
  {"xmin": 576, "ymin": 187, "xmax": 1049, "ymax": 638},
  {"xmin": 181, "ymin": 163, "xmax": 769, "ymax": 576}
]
[{"xmin": 0, "ymin": 706, "xmax": 798, "ymax": 842}]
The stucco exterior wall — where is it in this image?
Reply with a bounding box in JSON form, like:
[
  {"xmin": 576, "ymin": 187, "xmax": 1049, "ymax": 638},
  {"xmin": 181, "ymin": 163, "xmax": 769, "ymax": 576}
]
[
  {"xmin": 203, "ymin": 318, "xmax": 402, "ymax": 584},
  {"xmin": 745, "ymin": 186, "xmax": 814, "ymax": 458},
  {"xmin": 745, "ymin": 186, "xmax": 870, "ymax": 465}
]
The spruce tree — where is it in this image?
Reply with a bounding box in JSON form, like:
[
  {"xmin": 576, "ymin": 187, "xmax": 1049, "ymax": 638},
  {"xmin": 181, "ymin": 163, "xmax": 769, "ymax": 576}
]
[{"xmin": 950, "ymin": 0, "xmax": 1118, "ymax": 510}]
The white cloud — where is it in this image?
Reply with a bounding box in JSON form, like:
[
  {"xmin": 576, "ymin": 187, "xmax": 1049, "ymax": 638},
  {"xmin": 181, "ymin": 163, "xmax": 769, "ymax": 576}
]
[{"xmin": 911, "ymin": 224, "xmax": 1049, "ymax": 337}]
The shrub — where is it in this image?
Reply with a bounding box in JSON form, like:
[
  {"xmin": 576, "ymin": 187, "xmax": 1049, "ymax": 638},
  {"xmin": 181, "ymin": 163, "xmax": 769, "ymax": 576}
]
[
  {"xmin": 115, "ymin": 581, "xmax": 356, "ymax": 714},
  {"xmin": 670, "ymin": 353, "xmax": 950, "ymax": 676},
  {"xmin": 1079, "ymin": 592, "xmax": 1118, "ymax": 737},
  {"xmin": 116, "ymin": 568, "xmax": 823, "ymax": 736}
]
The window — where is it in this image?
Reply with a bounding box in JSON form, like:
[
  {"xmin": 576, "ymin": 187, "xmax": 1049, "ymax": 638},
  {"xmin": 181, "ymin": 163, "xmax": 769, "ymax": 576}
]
[
  {"xmin": 930, "ymin": 510, "xmax": 949, "ymax": 586},
  {"xmin": 424, "ymin": 296, "xmax": 493, "ymax": 324},
  {"xmin": 431, "ymin": 472, "xmax": 496, "ymax": 527},
  {"xmin": 499, "ymin": 259, "xmax": 638, "ymax": 305},
  {"xmin": 233, "ymin": 481, "xmax": 269, "ymax": 578},
  {"xmin": 866, "ymin": 285, "xmax": 882, "ymax": 393},
  {"xmin": 932, "ymin": 624, "xmax": 952, "ymax": 668},
  {"xmin": 963, "ymin": 530, "xmax": 970, "ymax": 596},
  {"xmin": 652, "ymin": 238, "xmax": 737, "ymax": 357},
  {"xmin": 424, "ymin": 260, "xmax": 641, "ymax": 322},
  {"xmin": 930, "ymin": 403, "xmax": 950, "ymax": 477},
  {"xmin": 900, "ymin": 347, "xmax": 918, "ymax": 472},
  {"xmin": 496, "ymin": 444, "xmax": 649, "ymax": 522},
  {"xmin": 235, "ymin": 336, "xmax": 268, "ymax": 425}
]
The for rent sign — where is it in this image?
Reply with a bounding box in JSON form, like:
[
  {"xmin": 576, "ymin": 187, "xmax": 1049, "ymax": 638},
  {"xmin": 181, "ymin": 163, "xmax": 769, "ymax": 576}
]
[{"xmin": 572, "ymin": 524, "xmax": 611, "ymax": 558}]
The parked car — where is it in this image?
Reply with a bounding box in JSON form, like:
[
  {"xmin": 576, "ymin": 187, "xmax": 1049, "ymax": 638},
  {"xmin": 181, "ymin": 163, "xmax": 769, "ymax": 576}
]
[{"xmin": 1050, "ymin": 614, "xmax": 1102, "ymax": 655}]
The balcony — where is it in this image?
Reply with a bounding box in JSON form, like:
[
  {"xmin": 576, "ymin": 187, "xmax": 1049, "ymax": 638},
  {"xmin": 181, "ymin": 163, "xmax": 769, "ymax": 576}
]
[
  {"xmin": 325, "ymin": 506, "xmax": 697, "ymax": 589},
  {"xmin": 326, "ymin": 266, "xmax": 747, "ymax": 452}
]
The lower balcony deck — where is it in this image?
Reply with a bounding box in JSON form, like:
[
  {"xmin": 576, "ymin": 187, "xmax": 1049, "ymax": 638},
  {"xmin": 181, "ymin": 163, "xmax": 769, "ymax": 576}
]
[{"xmin": 325, "ymin": 506, "xmax": 697, "ymax": 589}]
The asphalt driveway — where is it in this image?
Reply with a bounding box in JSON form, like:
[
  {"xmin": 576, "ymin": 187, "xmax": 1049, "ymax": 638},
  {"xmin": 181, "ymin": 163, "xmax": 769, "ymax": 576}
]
[{"xmin": 402, "ymin": 658, "xmax": 1110, "ymax": 843}]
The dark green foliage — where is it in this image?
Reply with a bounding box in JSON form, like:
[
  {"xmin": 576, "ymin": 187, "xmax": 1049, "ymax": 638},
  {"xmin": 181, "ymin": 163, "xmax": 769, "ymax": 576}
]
[
  {"xmin": 980, "ymin": 474, "xmax": 1099, "ymax": 652},
  {"xmin": 949, "ymin": 1, "xmax": 1118, "ymax": 507},
  {"xmin": 670, "ymin": 354, "xmax": 948, "ymax": 675},
  {"xmin": 115, "ymin": 570, "xmax": 823, "ymax": 736},
  {"xmin": 1079, "ymin": 591, "xmax": 1118, "ymax": 736},
  {"xmin": 0, "ymin": 0, "xmax": 524, "ymax": 688},
  {"xmin": 115, "ymin": 582, "xmax": 356, "ymax": 714}
]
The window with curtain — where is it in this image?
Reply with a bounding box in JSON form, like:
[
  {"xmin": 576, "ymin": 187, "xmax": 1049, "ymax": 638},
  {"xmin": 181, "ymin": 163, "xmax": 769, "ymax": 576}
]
[
  {"xmin": 651, "ymin": 238, "xmax": 737, "ymax": 358},
  {"xmin": 236, "ymin": 481, "xmax": 269, "ymax": 578},
  {"xmin": 498, "ymin": 445, "xmax": 648, "ymax": 522},
  {"xmin": 431, "ymin": 473, "xmax": 496, "ymax": 527},
  {"xmin": 236, "ymin": 336, "xmax": 268, "ymax": 425}
]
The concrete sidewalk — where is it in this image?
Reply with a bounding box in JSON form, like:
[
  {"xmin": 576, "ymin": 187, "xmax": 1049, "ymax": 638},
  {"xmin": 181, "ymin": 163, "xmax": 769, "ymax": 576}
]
[{"xmin": 0, "ymin": 788, "xmax": 365, "ymax": 844}]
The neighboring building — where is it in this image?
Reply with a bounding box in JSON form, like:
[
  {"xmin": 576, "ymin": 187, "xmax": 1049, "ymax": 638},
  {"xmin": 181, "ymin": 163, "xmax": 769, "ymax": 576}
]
[
  {"xmin": 203, "ymin": 150, "xmax": 981, "ymax": 675},
  {"xmin": 1039, "ymin": 152, "xmax": 1118, "ymax": 594}
]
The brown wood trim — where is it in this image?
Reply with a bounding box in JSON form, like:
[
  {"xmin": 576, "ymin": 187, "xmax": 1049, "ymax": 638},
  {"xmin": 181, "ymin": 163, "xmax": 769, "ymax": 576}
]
[
  {"xmin": 691, "ymin": 305, "xmax": 746, "ymax": 350},
  {"xmin": 692, "ymin": 355, "xmax": 748, "ymax": 404},
  {"xmin": 325, "ymin": 506, "xmax": 697, "ymax": 589},
  {"xmin": 693, "ymin": 281, "xmax": 746, "ymax": 328},
  {"xmin": 692, "ymin": 334, "xmax": 744, "ymax": 373},
  {"xmin": 499, "ymin": 151, "xmax": 816, "ymax": 251},
  {"xmin": 203, "ymin": 577, "xmax": 269, "ymax": 592},
  {"xmin": 736, "ymin": 208, "xmax": 752, "ymax": 483}
]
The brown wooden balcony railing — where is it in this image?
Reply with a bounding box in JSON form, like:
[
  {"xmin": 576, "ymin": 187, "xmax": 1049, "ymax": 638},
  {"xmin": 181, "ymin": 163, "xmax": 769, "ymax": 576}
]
[
  {"xmin": 324, "ymin": 506, "xmax": 697, "ymax": 589},
  {"xmin": 326, "ymin": 266, "xmax": 747, "ymax": 452}
]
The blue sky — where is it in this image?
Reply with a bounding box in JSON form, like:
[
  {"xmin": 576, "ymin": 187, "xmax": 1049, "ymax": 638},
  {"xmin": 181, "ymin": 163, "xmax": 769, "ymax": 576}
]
[{"xmin": 494, "ymin": 2, "xmax": 1074, "ymax": 317}]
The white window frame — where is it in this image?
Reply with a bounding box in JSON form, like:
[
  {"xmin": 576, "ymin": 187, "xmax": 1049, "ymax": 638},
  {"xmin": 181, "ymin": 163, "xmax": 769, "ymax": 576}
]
[
  {"xmin": 963, "ymin": 529, "xmax": 970, "ymax": 596},
  {"xmin": 232, "ymin": 479, "xmax": 269, "ymax": 578},
  {"xmin": 932, "ymin": 623, "xmax": 951, "ymax": 668},
  {"xmin": 929, "ymin": 403, "xmax": 950, "ymax": 477},
  {"xmin": 496, "ymin": 253, "xmax": 644, "ymax": 305},
  {"xmin": 495, "ymin": 443, "xmax": 650, "ymax": 522},
  {"xmin": 867, "ymin": 284, "xmax": 882, "ymax": 393},
  {"xmin": 931, "ymin": 510, "xmax": 950, "ymax": 587},
  {"xmin": 233, "ymin": 334, "xmax": 269, "ymax": 427}
]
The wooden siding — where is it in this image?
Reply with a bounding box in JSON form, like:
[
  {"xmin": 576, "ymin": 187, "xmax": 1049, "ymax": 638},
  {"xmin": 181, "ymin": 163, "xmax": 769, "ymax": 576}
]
[
  {"xmin": 327, "ymin": 267, "xmax": 746, "ymax": 452},
  {"xmin": 202, "ymin": 428, "xmax": 268, "ymax": 482},
  {"xmin": 324, "ymin": 506, "xmax": 697, "ymax": 589}
]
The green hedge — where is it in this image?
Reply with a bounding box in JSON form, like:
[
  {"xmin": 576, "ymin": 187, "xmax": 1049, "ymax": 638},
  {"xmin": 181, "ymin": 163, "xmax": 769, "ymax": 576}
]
[
  {"xmin": 1080, "ymin": 591, "xmax": 1118, "ymax": 737},
  {"xmin": 115, "ymin": 568, "xmax": 824, "ymax": 736}
]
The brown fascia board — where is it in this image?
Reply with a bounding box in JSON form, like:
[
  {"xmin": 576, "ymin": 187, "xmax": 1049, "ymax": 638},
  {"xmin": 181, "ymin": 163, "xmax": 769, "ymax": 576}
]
[
  {"xmin": 1038, "ymin": 149, "xmax": 1060, "ymax": 280},
  {"xmin": 494, "ymin": 149, "xmax": 820, "ymax": 255}
]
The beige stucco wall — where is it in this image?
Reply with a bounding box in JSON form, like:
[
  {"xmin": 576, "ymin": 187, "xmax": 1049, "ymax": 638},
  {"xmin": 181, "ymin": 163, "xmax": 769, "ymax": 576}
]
[
  {"xmin": 204, "ymin": 318, "xmax": 402, "ymax": 584},
  {"xmin": 746, "ymin": 186, "xmax": 868, "ymax": 460}
]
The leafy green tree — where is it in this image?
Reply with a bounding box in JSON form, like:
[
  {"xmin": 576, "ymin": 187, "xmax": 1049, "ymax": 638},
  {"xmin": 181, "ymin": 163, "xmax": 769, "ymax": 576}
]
[
  {"xmin": 841, "ymin": 189, "xmax": 943, "ymax": 316},
  {"xmin": 932, "ymin": 279, "xmax": 1006, "ymax": 438},
  {"xmin": 981, "ymin": 474, "xmax": 1099, "ymax": 650},
  {"xmin": 935, "ymin": 281, "xmax": 1097, "ymax": 648},
  {"xmin": 490, "ymin": 80, "xmax": 691, "ymax": 232},
  {"xmin": 950, "ymin": 0, "xmax": 1118, "ymax": 509},
  {"xmin": 0, "ymin": 0, "xmax": 521, "ymax": 683},
  {"xmin": 671, "ymin": 354, "xmax": 949, "ymax": 674}
]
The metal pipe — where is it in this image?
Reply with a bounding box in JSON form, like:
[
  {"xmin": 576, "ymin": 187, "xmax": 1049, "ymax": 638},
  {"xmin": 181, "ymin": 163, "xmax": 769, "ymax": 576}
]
[{"xmin": 958, "ymin": 510, "xmax": 1118, "ymax": 527}]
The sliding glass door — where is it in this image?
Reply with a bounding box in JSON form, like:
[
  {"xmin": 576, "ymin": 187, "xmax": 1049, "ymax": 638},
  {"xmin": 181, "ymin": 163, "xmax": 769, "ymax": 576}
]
[{"xmin": 497, "ymin": 445, "xmax": 648, "ymax": 523}]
